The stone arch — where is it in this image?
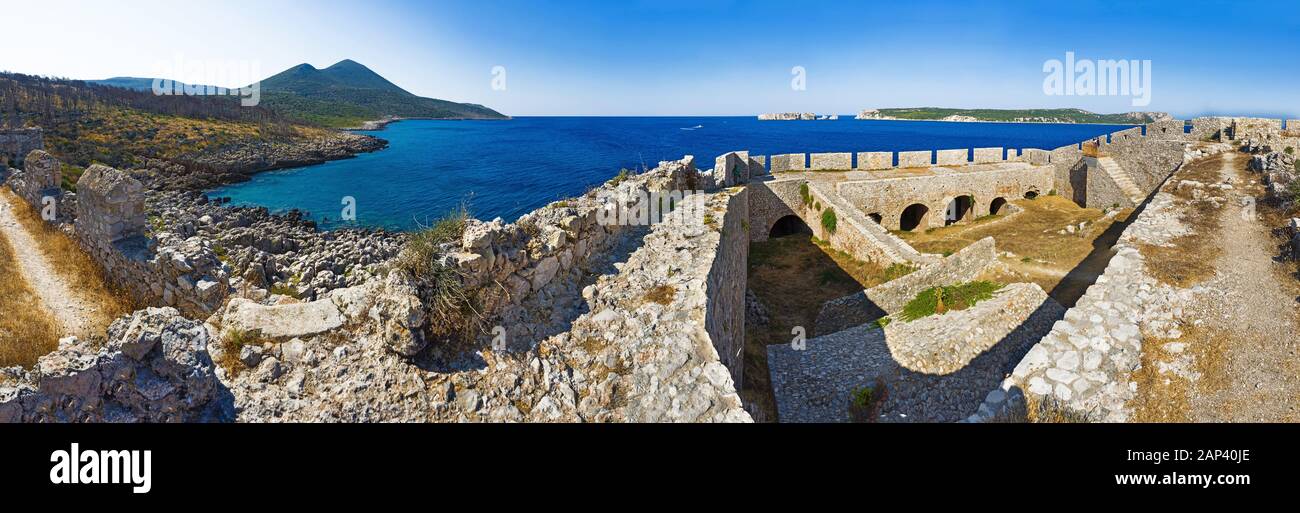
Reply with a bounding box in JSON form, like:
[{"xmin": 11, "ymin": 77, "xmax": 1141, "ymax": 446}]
[
  {"xmin": 900, "ymin": 203, "xmax": 930, "ymax": 232},
  {"xmin": 943, "ymin": 195, "xmax": 974, "ymax": 225},
  {"xmin": 867, "ymin": 212, "xmax": 882, "ymax": 224},
  {"xmin": 769, "ymin": 214, "xmax": 812, "ymax": 238},
  {"xmin": 989, "ymin": 197, "xmax": 1008, "ymax": 215}
]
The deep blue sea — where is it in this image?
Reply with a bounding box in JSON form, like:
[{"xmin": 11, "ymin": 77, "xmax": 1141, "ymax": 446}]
[{"xmin": 208, "ymin": 117, "xmax": 1132, "ymax": 231}]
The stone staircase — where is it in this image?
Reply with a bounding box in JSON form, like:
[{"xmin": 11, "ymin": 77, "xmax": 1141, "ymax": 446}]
[{"xmin": 1096, "ymin": 157, "xmax": 1146, "ymax": 205}]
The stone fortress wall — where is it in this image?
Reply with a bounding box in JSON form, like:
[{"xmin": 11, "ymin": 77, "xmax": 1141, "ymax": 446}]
[
  {"xmin": 834, "ymin": 162, "xmax": 1052, "ymax": 231},
  {"xmin": 3, "ymin": 147, "xmax": 231, "ymax": 319},
  {"xmin": 4, "ymin": 114, "xmax": 1283, "ymax": 424}
]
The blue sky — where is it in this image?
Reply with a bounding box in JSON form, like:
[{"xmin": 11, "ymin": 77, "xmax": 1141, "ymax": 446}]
[{"xmin": 2, "ymin": 0, "xmax": 1297, "ymax": 118}]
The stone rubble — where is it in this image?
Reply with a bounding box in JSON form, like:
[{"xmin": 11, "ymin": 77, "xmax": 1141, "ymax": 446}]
[{"xmin": 0, "ymin": 308, "xmax": 231, "ymax": 423}]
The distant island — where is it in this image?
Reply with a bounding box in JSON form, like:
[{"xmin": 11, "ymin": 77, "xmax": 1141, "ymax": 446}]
[
  {"xmin": 854, "ymin": 108, "xmax": 1172, "ymax": 124},
  {"xmin": 91, "ymin": 59, "xmax": 508, "ymax": 128},
  {"xmin": 758, "ymin": 112, "xmax": 839, "ymax": 120}
]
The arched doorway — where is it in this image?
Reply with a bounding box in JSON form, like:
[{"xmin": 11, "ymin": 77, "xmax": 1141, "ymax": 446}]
[
  {"xmin": 1024, "ymin": 189, "xmax": 1040, "ymax": 200},
  {"xmin": 989, "ymin": 197, "xmax": 1008, "ymax": 215},
  {"xmin": 769, "ymin": 214, "xmax": 812, "ymax": 238},
  {"xmin": 867, "ymin": 212, "xmax": 883, "ymax": 224},
  {"xmin": 900, "ymin": 203, "xmax": 929, "ymax": 232},
  {"xmin": 944, "ymin": 195, "xmax": 973, "ymax": 225}
]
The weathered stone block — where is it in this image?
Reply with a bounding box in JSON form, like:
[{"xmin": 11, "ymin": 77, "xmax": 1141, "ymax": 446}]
[
  {"xmin": 935, "ymin": 149, "xmax": 968, "ymax": 166},
  {"xmin": 769, "ymin": 153, "xmax": 805, "ymax": 172},
  {"xmin": 857, "ymin": 152, "xmax": 894, "ymax": 170},
  {"xmin": 1021, "ymin": 149, "xmax": 1050, "ymax": 165},
  {"xmin": 972, "ymin": 147, "xmax": 1003, "ymax": 164},
  {"xmin": 809, "ymin": 152, "xmax": 851, "ymax": 171},
  {"xmin": 897, "ymin": 150, "xmax": 932, "ymax": 168}
]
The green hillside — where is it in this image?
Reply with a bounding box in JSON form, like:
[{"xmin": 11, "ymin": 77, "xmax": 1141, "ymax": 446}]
[
  {"xmin": 861, "ymin": 107, "xmax": 1168, "ymax": 124},
  {"xmin": 257, "ymin": 59, "xmax": 507, "ymax": 127}
]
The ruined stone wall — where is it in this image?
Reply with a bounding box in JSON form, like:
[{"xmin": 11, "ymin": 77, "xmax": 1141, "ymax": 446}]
[
  {"xmin": 211, "ymin": 164, "xmax": 753, "ymax": 423},
  {"xmin": 967, "ymin": 189, "xmax": 1200, "ymax": 422},
  {"xmin": 74, "ymin": 165, "xmax": 230, "ymax": 317},
  {"xmin": 835, "ymin": 163, "xmax": 1052, "ymax": 230},
  {"xmin": 5, "ymin": 150, "xmax": 69, "ymax": 223},
  {"xmin": 439, "ymin": 157, "xmax": 705, "ymax": 352},
  {"xmin": 0, "ymin": 128, "xmax": 43, "ymax": 168}
]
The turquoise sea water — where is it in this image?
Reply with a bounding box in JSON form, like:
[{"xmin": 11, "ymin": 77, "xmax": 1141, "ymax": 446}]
[{"xmin": 208, "ymin": 117, "xmax": 1132, "ymax": 231}]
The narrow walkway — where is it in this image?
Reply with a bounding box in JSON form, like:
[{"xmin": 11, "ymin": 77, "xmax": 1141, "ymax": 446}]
[
  {"xmin": 1186, "ymin": 152, "xmax": 1300, "ymax": 421},
  {"xmin": 0, "ymin": 192, "xmax": 101, "ymax": 338}
]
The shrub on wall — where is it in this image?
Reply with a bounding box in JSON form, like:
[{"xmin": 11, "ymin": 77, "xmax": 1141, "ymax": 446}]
[
  {"xmin": 799, "ymin": 182, "xmax": 810, "ymax": 206},
  {"xmin": 821, "ymin": 208, "xmax": 837, "ymax": 234}
]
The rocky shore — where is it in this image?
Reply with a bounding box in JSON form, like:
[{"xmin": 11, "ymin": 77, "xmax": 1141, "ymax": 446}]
[{"xmin": 149, "ymin": 132, "xmax": 388, "ymax": 191}]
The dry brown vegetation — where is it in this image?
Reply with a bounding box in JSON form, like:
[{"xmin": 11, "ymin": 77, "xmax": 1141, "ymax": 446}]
[
  {"xmin": 742, "ymin": 233, "xmax": 909, "ymax": 422},
  {"xmin": 2, "ymin": 189, "xmax": 136, "ymax": 329},
  {"xmin": 1127, "ymin": 331, "xmax": 1196, "ymax": 423},
  {"xmin": 898, "ymin": 195, "xmax": 1130, "ymax": 306},
  {"xmin": 1136, "ymin": 155, "xmax": 1227, "ymax": 288},
  {"xmin": 217, "ymin": 328, "xmax": 272, "ymax": 378},
  {"xmin": 643, "ymin": 284, "xmax": 676, "ymax": 305},
  {"xmin": 0, "ymin": 228, "xmax": 61, "ymax": 368}
]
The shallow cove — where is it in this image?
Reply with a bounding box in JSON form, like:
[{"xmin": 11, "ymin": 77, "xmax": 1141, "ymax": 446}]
[{"xmin": 208, "ymin": 117, "xmax": 1131, "ymax": 231}]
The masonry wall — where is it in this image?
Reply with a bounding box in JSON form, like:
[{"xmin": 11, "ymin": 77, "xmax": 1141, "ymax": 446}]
[
  {"xmin": 5, "ymin": 150, "xmax": 66, "ymax": 222},
  {"xmin": 805, "ymin": 182, "xmax": 934, "ymax": 266},
  {"xmin": 1098, "ymin": 129, "xmax": 1188, "ymax": 195},
  {"xmin": 704, "ymin": 187, "xmax": 750, "ymax": 386},
  {"xmin": 747, "ymin": 178, "xmax": 802, "ymax": 242},
  {"xmin": 835, "ymin": 164, "xmax": 1052, "ymax": 231},
  {"xmin": 74, "ymin": 165, "xmax": 230, "ymax": 317}
]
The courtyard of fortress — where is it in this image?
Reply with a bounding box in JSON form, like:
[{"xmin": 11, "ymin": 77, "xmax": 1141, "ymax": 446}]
[{"xmin": 2, "ymin": 115, "xmax": 1298, "ymax": 423}]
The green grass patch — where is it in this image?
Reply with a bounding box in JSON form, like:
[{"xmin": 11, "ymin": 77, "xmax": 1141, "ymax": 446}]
[
  {"xmin": 899, "ymin": 281, "xmax": 1004, "ymax": 322},
  {"xmin": 799, "ymin": 183, "xmax": 811, "ymax": 206},
  {"xmin": 821, "ymin": 208, "xmax": 837, "ymax": 234}
]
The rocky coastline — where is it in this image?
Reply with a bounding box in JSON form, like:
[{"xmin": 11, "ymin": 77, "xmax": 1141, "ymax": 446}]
[
  {"xmin": 124, "ymin": 160, "xmax": 406, "ymax": 302},
  {"xmin": 153, "ymin": 131, "xmax": 389, "ymax": 191}
]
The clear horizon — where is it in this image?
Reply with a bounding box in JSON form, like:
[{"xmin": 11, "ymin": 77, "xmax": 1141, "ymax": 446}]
[{"xmin": 2, "ymin": 0, "xmax": 1297, "ymax": 119}]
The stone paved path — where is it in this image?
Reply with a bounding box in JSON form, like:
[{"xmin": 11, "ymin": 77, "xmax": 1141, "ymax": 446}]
[
  {"xmin": 1184, "ymin": 152, "xmax": 1300, "ymax": 421},
  {"xmin": 0, "ymin": 191, "xmax": 100, "ymax": 338}
]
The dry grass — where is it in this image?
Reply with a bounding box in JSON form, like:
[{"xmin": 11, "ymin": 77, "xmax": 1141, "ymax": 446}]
[
  {"xmin": 1025, "ymin": 394, "xmax": 1098, "ymax": 423},
  {"xmin": 643, "ymin": 284, "xmax": 676, "ymax": 305},
  {"xmin": 0, "ymin": 228, "xmax": 61, "ymax": 368},
  {"xmin": 898, "ymin": 195, "xmax": 1130, "ymax": 306},
  {"xmin": 217, "ymin": 328, "xmax": 271, "ymax": 378},
  {"xmin": 1136, "ymin": 155, "xmax": 1227, "ymax": 288},
  {"xmin": 2, "ymin": 189, "xmax": 136, "ymax": 328},
  {"xmin": 1127, "ymin": 332, "xmax": 1195, "ymax": 423}
]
